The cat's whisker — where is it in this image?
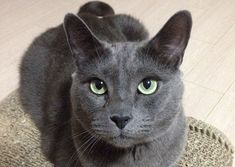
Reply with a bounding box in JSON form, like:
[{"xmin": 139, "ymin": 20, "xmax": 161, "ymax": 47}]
[
  {"xmin": 60, "ymin": 128, "xmax": 93, "ymax": 146},
  {"xmin": 76, "ymin": 135, "xmax": 96, "ymax": 156},
  {"xmin": 87, "ymin": 136, "xmax": 101, "ymax": 155},
  {"xmin": 72, "ymin": 128, "xmax": 93, "ymax": 139},
  {"xmin": 79, "ymin": 136, "xmax": 97, "ymax": 158},
  {"xmin": 61, "ymin": 130, "xmax": 94, "ymax": 153},
  {"xmin": 67, "ymin": 133, "xmax": 96, "ymax": 166},
  {"xmin": 66, "ymin": 149, "xmax": 78, "ymax": 167}
]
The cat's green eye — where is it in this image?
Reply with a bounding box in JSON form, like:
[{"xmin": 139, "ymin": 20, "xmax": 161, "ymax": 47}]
[
  {"xmin": 90, "ymin": 79, "xmax": 107, "ymax": 95},
  {"xmin": 138, "ymin": 79, "xmax": 158, "ymax": 95}
]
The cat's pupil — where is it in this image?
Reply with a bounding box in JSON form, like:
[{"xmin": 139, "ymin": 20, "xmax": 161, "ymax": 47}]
[
  {"xmin": 95, "ymin": 80, "xmax": 104, "ymax": 90},
  {"xmin": 143, "ymin": 79, "xmax": 151, "ymax": 89}
]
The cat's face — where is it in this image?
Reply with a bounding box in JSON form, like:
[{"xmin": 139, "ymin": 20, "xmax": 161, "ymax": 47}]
[
  {"xmin": 64, "ymin": 11, "xmax": 192, "ymax": 148},
  {"xmin": 70, "ymin": 43, "xmax": 184, "ymax": 148}
]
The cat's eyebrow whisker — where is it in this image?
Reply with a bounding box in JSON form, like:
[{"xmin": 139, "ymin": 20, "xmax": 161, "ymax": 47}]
[
  {"xmin": 95, "ymin": 44, "xmax": 103, "ymax": 61},
  {"xmin": 145, "ymin": 45, "xmax": 150, "ymax": 57},
  {"xmin": 143, "ymin": 44, "xmax": 151, "ymax": 59}
]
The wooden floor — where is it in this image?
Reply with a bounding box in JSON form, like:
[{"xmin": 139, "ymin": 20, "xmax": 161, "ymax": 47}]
[{"xmin": 0, "ymin": 0, "xmax": 235, "ymax": 156}]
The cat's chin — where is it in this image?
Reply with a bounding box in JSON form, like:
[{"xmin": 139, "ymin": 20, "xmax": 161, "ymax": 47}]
[
  {"xmin": 105, "ymin": 134, "xmax": 147, "ymax": 148},
  {"xmin": 108, "ymin": 136, "xmax": 134, "ymax": 148}
]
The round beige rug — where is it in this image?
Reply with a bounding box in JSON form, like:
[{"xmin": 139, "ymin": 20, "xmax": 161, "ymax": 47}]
[{"xmin": 0, "ymin": 91, "xmax": 233, "ymax": 167}]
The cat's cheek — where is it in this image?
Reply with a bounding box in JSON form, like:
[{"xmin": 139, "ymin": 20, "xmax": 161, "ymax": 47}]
[{"xmin": 75, "ymin": 87, "xmax": 106, "ymax": 109}]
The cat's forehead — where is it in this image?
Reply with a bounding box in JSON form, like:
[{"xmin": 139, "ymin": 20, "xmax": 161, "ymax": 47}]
[
  {"xmin": 78, "ymin": 42, "xmax": 176, "ymax": 81},
  {"xmin": 101, "ymin": 42, "xmax": 143, "ymax": 76},
  {"xmin": 99, "ymin": 42, "xmax": 174, "ymax": 80},
  {"xmin": 108, "ymin": 42, "xmax": 141, "ymax": 64}
]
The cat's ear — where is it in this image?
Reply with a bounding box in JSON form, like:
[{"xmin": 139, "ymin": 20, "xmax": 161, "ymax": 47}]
[
  {"xmin": 63, "ymin": 13, "xmax": 103, "ymax": 61},
  {"xmin": 146, "ymin": 11, "xmax": 192, "ymax": 69}
]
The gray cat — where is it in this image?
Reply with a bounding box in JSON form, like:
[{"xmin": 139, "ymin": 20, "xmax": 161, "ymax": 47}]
[{"xmin": 19, "ymin": 1, "xmax": 192, "ymax": 167}]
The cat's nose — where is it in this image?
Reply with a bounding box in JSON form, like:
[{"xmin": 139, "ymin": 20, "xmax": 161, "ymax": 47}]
[{"xmin": 110, "ymin": 114, "xmax": 132, "ymax": 129}]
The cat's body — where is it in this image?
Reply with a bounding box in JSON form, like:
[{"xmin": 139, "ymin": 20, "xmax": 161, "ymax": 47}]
[{"xmin": 20, "ymin": 1, "xmax": 192, "ymax": 167}]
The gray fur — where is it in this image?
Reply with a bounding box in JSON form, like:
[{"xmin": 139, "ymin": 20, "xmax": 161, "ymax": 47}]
[{"xmin": 20, "ymin": 1, "xmax": 192, "ymax": 167}]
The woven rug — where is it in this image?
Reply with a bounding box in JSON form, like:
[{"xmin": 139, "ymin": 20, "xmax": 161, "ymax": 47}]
[{"xmin": 0, "ymin": 91, "xmax": 233, "ymax": 167}]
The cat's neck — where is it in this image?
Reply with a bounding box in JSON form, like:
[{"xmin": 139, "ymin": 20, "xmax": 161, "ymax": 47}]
[{"xmin": 71, "ymin": 111, "xmax": 186, "ymax": 167}]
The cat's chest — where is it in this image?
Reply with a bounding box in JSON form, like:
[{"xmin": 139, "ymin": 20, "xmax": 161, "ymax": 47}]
[{"xmin": 79, "ymin": 151, "xmax": 174, "ymax": 167}]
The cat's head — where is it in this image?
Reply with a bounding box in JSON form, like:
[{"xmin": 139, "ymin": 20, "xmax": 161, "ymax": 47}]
[{"xmin": 64, "ymin": 11, "xmax": 192, "ymax": 148}]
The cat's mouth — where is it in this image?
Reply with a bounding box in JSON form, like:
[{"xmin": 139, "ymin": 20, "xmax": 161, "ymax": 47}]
[
  {"xmin": 106, "ymin": 133, "xmax": 135, "ymax": 148},
  {"xmin": 111, "ymin": 133, "xmax": 132, "ymax": 140},
  {"xmin": 108, "ymin": 131, "xmax": 134, "ymax": 140},
  {"xmin": 120, "ymin": 134, "xmax": 131, "ymax": 139}
]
